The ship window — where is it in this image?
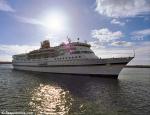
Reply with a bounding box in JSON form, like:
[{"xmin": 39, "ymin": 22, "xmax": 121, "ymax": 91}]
[{"xmin": 71, "ymin": 51, "xmax": 80, "ymax": 54}]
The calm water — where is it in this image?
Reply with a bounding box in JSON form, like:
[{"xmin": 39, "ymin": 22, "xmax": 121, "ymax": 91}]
[{"xmin": 0, "ymin": 64, "xmax": 150, "ymax": 115}]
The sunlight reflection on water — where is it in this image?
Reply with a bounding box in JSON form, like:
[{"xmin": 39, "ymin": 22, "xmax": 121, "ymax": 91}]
[{"xmin": 29, "ymin": 84, "xmax": 73, "ymax": 114}]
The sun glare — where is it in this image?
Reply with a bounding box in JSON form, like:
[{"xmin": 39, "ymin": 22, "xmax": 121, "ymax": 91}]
[{"xmin": 41, "ymin": 11, "xmax": 68, "ymax": 32}]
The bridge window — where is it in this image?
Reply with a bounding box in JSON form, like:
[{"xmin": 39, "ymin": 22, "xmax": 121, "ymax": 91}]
[{"xmin": 71, "ymin": 51, "xmax": 93, "ymax": 54}]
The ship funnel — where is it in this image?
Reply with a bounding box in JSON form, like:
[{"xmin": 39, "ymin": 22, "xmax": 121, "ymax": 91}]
[{"xmin": 40, "ymin": 40, "xmax": 50, "ymax": 49}]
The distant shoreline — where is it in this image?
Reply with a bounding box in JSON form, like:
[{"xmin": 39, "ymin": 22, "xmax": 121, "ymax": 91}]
[
  {"xmin": 0, "ymin": 62, "xmax": 12, "ymax": 64},
  {"xmin": 125, "ymin": 65, "xmax": 150, "ymax": 68}
]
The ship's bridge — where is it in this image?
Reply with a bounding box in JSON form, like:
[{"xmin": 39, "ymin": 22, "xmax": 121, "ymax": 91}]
[
  {"xmin": 55, "ymin": 41, "xmax": 98, "ymax": 59},
  {"xmin": 69, "ymin": 42, "xmax": 91, "ymax": 47}
]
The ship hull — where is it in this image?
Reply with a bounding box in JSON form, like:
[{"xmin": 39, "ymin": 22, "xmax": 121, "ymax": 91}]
[{"xmin": 13, "ymin": 64, "xmax": 127, "ymax": 79}]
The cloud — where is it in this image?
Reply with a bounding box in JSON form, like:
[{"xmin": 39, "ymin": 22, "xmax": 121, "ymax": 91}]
[
  {"xmin": 0, "ymin": 44, "xmax": 38, "ymax": 61},
  {"xmin": 131, "ymin": 28, "xmax": 150, "ymax": 40},
  {"xmin": 0, "ymin": 44, "xmax": 38, "ymax": 54},
  {"xmin": 91, "ymin": 45, "xmax": 134, "ymax": 58},
  {"xmin": 95, "ymin": 0, "xmax": 150, "ymax": 18},
  {"xmin": 134, "ymin": 42, "xmax": 150, "ymax": 58},
  {"xmin": 132, "ymin": 28, "xmax": 150, "ymax": 36},
  {"xmin": 0, "ymin": 0, "xmax": 15, "ymax": 12},
  {"xmin": 111, "ymin": 41, "xmax": 132, "ymax": 47},
  {"xmin": 129, "ymin": 41, "xmax": 150, "ymax": 65},
  {"xmin": 111, "ymin": 19, "xmax": 125, "ymax": 26},
  {"xmin": 90, "ymin": 41, "xmax": 150, "ymax": 65},
  {"xmin": 88, "ymin": 41, "xmax": 105, "ymax": 49},
  {"xmin": 0, "ymin": 54, "xmax": 12, "ymax": 62},
  {"xmin": 15, "ymin": 16, "xmax": 43, "ymax": 26},
  {"xmin": 91, "ymin": 28, "xmax": 123, "ymax": 42}
]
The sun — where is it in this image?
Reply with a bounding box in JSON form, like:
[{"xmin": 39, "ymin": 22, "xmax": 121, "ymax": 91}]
[{"xmin": 41, "ymin": 11, "xmax": 68, "ymax": 32}]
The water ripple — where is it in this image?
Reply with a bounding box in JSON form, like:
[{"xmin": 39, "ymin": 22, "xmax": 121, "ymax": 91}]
[{"xmin": 0, "ymin": 65, "xmax": 150, "ymax": 115}]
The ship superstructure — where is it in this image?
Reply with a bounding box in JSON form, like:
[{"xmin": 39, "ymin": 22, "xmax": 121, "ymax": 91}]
[{"xmin": 12, "ymin": 40, "xmax": 134, "ymax": 78}]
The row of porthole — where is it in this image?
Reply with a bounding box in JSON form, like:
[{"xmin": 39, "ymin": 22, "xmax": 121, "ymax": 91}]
[
  {"xmin": 55, "ymin": 56, "xmax": 81, "ymax": 60},
  {"xmin": 14, "ymin": 59, "xmax": 81, "ymax": 64},
  {"xmin": 14, "ymin": 56, "xmax": 82, "ymax": 62},
  {"xmin": 14, "ymin": 59, "xmax": 82, "ymax": 64},
  {"xmin": 15, "ymin": 54, "xmax": 81, "ymax": 61}
]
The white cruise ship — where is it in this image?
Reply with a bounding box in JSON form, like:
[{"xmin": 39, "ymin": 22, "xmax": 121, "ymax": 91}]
[{"xmin": 12, "ymin": 39, "xmax": 134, "ymax": 78}]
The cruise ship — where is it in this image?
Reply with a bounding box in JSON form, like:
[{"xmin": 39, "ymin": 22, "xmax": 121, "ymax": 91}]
[{"xmin": 12, "ymin": 39, "xmax": 134, "ymax": 78}]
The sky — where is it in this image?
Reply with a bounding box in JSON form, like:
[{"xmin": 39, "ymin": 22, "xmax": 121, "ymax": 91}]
[{"xmin": 0, "ymin": 0, "xmax": 150, "ymax": 65}]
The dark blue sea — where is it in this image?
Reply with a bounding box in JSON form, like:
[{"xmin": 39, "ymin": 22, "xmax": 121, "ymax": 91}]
[{"xmin": 0, "ymin": 64, "xmax": 150, "ymax": 115}]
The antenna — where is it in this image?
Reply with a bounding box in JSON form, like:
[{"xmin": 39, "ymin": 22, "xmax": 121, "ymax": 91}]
[
  {"xmin": 131, "ymin": 45, "xmax": 135, "ymax": 57},
  {"xmin": 77, "ymin": 37, "xmax": 80, "ymax": 42},
  {"xmin": 133, "ymin": 48, "xmax": 135, "ymax": 57},
  {"xmin": 129, "ymin": 45, "xmax": 135, "ymax": 58},
  {"xmin": 67, "ymin": 36, "xmax": 71, "ymax": 43}
]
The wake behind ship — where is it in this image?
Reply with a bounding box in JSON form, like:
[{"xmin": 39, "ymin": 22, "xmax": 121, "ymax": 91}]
[{"xmin": 12, "ymin": 39, "xmax": 134, "ymax": 78}]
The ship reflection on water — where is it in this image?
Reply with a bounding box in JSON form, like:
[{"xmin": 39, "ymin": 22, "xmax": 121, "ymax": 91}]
[{"xmin": 29, "ymin": 84, "xmax": 73, "ymax": 114}]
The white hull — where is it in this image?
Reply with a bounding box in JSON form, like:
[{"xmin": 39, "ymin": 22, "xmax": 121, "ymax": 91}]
[{"xmin": 13, "ymin": 64, "xmax": 126, "ymax": 78}]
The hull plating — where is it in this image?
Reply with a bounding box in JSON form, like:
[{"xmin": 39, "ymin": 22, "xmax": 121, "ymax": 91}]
[{"xmin": 13, "ymin": 64, "xmax": 126, "ymax": 78}]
